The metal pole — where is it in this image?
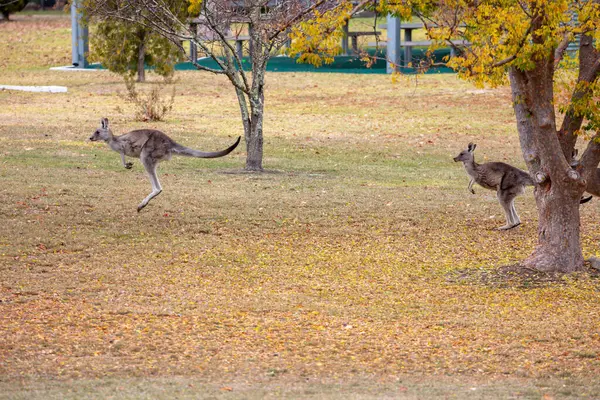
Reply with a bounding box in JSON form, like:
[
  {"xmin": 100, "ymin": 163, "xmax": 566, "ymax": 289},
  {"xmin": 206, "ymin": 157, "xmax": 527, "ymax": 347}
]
[
  {"xmin": 386, "ymin": 15, "xmax": 400, "ymax": 73},
  {"xmin": 71, "ymin": 0, "xmax": 79, "ymax": 66},
  {"xmin": 77, "ymin": 7, "xmax": 89, "ymax": 68},
  {"xmin": 71, "ymin": 0, "xmax": 88, "ymax": 67}
]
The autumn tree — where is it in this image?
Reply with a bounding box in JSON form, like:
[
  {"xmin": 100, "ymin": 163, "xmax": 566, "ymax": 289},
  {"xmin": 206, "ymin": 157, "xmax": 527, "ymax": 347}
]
[
  {"xmin": 292, "ymin": 0, "xmax": 600, "ymax": 272},
  {"xmin": 407, "ymin": 0, "xmax": 600, "ymax": 273},
  {"xmin": 86, "ymin": 0, "xmax": 351, "ymax": 171},
  {"xmin": 338, "ymin": 0, "xmax": 600, "ymax": 272}
]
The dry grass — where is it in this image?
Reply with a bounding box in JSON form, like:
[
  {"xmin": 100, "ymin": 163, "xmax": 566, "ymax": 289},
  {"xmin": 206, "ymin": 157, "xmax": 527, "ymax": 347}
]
[{"xmin": 1, "ymin": 12, "xmax": 600, "ymax": 399}]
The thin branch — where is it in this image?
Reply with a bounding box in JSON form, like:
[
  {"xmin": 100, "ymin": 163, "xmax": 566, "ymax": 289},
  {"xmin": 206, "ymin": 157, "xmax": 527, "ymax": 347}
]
[
  {"xmin": 491, "ymin": 15, "xmax": 539, "ymax": 68},
  {"xmin": 267, "ymin": 0, "xmax": 330, "ymax": 41},
  {"xmin": 198, "ymin": 4, "xmax": 250, "ymax": 92},
  {"xmin": 554, "ymin": 32, "xmax": 571, "ymax": 68},
  {"xmin": 492, "ymin": 54, "xmax": 518, "ymax": 68}
]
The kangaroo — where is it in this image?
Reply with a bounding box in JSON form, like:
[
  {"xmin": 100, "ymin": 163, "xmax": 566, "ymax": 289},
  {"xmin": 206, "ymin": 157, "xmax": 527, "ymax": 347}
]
[
  {"xmin": 454, "ymin": 142, "xmax": 533, "ymax": 230},
  {"xmin": 89, "ymin": 118, "xmax": 240, "ymax": 212}
]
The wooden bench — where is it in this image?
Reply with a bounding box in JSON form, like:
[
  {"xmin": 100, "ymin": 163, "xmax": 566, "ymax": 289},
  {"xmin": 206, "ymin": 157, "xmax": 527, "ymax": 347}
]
[
  {"xmin": 226, "ymin": 35, "xmax": 250, "ymax": 60},
  {"xmin": 346, "ymin": 31, "xmax": 381, "ymax": 54},
  {"xmin": 189, "ymin": 32, "xmax": 250, "ymax": 61},
  {"xmin": 373, "ymin": 21, "xmax": 470, "ymax": 66},
  {"xmin": 401, "ymin": 39, "xmax": 470, "ymax": 63},
  {"xmin": 340, "ymin": 20, "xmax": 381, "ymax": 55}
]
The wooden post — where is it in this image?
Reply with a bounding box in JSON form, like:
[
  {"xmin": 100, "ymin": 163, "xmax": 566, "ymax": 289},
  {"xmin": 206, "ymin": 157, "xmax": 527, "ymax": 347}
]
[
  {"xmin": 342, "ymin": 21, "xmax": 349, "ymax": 56},
  {"xmin": 236, "ymin": 40, "xmax": 244, "ymax": 60},
  {"xmin": 403, "ymin": 26, "xmax": 412, "ymax": 66},
  {"xmin": 189, "ymin": 22, "xmax": 198, "ymax": 62}
]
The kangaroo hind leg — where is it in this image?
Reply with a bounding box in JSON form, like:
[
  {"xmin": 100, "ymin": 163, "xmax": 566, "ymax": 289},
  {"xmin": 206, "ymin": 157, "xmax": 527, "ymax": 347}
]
[
  {"xmin": 137, "ymin": 153, "xmax": 163, "ymax": 212},
  {"xmin": 496, "ymin": 189, "xmax": 520, "ymax": 230}
]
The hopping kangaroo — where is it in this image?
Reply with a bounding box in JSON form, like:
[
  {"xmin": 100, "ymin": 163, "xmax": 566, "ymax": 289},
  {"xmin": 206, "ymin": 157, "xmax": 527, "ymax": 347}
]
[
  {"xmin": 90, "ymin": 118, "xmax": 240, "ymax": 212},
  {"xmin": 454, "ymin": 143, "xmax": 533, "ymax": 230}
]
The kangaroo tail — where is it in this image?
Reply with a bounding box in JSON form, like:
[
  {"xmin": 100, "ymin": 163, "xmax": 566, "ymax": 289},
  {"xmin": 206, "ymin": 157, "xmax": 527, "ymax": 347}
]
[
  {"xmin": 173, "ymin": 136, "xmax": 241, "ymax": 158},
  {"xmin": 516, "ymin": 170, "xmax": 534, "ymax": 187},
  {"xmin": 524, "ymin": 174, "xmax": 535, "ymax": 186},
  {"xmin": 500, "ymin": 169, "xmax": 534, "ymax": 191},
  {"xmin": 580, "ymin": 195, "xmax": 593, "ymax": 204}
]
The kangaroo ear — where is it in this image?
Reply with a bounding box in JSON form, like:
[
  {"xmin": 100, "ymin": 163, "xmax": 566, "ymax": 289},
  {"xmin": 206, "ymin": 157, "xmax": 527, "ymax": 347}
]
[
  {"xmin": 468, "ymin": 143, "xmax": 476, "ymax": 152},
  {"xmin": 101, "ymin": 118, "xmax": 109, "ymax": 129},
  {"xmin": 572, "ymin": 149, "xmax": 579, "ymax": 158}
]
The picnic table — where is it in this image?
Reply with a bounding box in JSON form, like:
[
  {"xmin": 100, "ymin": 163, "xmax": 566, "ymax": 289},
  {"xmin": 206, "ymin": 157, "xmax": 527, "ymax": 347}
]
[
  {"xmin": 341, "ymin": 22, "xmax": 381, "ymax": 55},
  {"xmin": 377, "ymin": 22, "xmax": 426, "ymax": 65},
  {"xmin": 379, "ymin": 21, "xmax": 469, "ymax": 69},
  {"xmin": 189, "ymin": 17, "xmax": 252, "ymax": 61}
]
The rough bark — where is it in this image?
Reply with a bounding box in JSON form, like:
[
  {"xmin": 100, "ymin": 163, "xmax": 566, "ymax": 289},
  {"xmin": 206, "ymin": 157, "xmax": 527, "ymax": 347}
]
[
  {"xmin": 509, "ymin": 58, "xmax": 586, "ymax": 272},
  {"xmin": 245, "ymin": 98, "xmax": 264, "ymax": 171},
  {"xmin": 243, "ymin": 18, "xmax": 267, "ymax": 172},
  {"xmin": 234, "ymin": 85, "xmax": 264, "ymax": 172}
]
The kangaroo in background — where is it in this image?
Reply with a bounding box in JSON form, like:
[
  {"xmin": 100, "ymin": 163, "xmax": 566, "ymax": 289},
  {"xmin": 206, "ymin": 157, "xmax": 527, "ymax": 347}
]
[
  {"xmin": 89, "ymin": 118, "xmax": 240, "ymax": 212},
  {"xmin": 454, "ymin": 142, "xmax": 533, "ymax": 230}
]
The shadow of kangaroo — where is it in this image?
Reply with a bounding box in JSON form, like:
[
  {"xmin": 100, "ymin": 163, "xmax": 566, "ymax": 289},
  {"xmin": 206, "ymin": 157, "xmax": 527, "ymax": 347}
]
[
  {"xmin": 454, "ymin": 142, "xmax": 533, "ymax": 230},
  {"xmin": 89, "ymin": 118, "xmax": 241, "ymax": 212}
]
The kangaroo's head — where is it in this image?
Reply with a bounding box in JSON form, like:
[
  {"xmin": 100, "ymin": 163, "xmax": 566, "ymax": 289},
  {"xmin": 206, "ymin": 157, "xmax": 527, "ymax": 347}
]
[
  {"xmin": 453, "ymin": 142, "xmax": 476, "ymax": 163},
  {"xmin": 89, "ymin": 118, "xmax": 113, "ymax": 142}
]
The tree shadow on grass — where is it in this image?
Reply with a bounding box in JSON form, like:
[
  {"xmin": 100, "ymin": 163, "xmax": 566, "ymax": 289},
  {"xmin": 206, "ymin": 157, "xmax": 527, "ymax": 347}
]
[
  {"xmin": 217, "ymin": 169, "xmax": 334, "ymax": 178},
  {"xmin": 219, "ymin": 169, "xmax": 287, "ymax": 175},
  {"xmin": 448, "ymin": 263, "xmax": 600, "ymax": 289}
]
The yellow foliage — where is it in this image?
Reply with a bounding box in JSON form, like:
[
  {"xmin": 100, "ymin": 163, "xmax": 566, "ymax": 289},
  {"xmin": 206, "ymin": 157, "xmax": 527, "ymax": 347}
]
[
  {"xmin": 188, "ymin": 0, "xmax": 202, "ymax": 15},
  {"xmin": 422, "ymin": 0, "xmax": 599, "ymax": 88},
  {"xmin": 287, "ymin": 3, "xmax": 353, "ymax": 67}
]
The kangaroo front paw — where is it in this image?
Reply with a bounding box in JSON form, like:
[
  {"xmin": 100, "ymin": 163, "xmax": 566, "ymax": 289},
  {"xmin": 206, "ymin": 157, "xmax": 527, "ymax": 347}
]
[
  {"xmin": 125, "ymin": 162, "xmax": 133, "ymax": 169},
  {"xmin": 137, "ymin": 203, "xmax": 147, "ymax": 212},
  {"xmin": 470, "ymin": 189, "xmax": 475, "ymax": 194}
]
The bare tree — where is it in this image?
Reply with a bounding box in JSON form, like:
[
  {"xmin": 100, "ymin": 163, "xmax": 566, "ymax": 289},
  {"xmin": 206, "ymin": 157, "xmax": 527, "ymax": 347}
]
[{"xmin": 87, "ymin": 0, "xmax": 342, "ymax": 171}]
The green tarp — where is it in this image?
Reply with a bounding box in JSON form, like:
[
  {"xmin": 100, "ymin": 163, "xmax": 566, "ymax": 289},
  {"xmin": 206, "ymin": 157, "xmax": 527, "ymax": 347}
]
[
  {"xmin": 89, "ymin": 48, "xmax": 455, "ymax": 74},
  {"xmin": 174, "ymin": 48, "xmax": 455, "ymax": 74}
]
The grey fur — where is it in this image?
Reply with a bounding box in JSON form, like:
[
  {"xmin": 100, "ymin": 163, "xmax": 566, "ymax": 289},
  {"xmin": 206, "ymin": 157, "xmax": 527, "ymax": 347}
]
[
  {"xmin": 90, "ymin": 117, "xmax": 240, "ymax": 212},
  {"xmin": 454, "ymin": 142, "xmax": 533, "ymax": 230}
]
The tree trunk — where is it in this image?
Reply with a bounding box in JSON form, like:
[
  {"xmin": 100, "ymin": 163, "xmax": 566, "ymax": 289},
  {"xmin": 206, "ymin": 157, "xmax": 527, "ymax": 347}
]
[
  {"xmin": 233, "ymin": 86, "xmax": 263, "ymax": 172},
  {"xmin": 245, "ymin": 88, "xmax": 264, "ymax": 172},
  {"xmin": 136, "ymin": 31, "xmax": 146, "ymax": 83},
  {"xmin": 509, "ymin": 64, "xmax": 586, "ymax": 273},
  {"xmin": 524, "ymin": 190, "xmax": 583, "ymax": 272},
  {"xmin": 244, "ymin": 22, "xmax": 266, "ymax": 172}
]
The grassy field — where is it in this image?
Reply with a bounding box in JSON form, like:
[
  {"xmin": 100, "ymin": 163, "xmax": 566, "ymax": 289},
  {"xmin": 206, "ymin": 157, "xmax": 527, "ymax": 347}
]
[{"xmin": 1, "ymin": 12, "xmax": 600, "ymax": 399}]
